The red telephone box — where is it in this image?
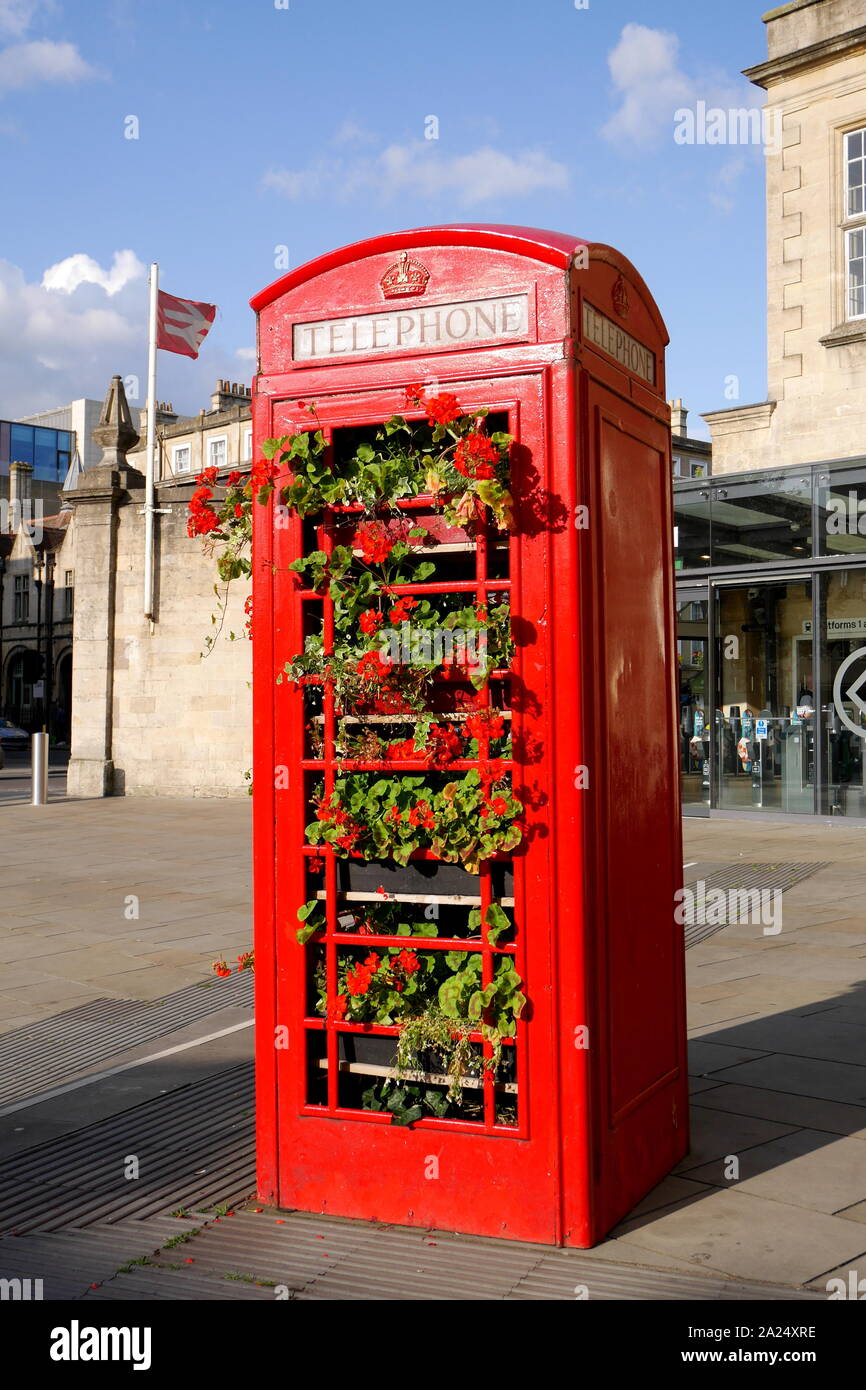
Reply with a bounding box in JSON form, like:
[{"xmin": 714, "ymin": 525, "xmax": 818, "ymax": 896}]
[{"xmin": 250, "ymin": 225, "xmax": 687, "ymax": 1248}]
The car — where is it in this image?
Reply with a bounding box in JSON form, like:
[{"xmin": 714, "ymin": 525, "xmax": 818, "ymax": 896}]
[{"xmin": 0, "ymin": 718, "xmax": 29, "ymax": 748}]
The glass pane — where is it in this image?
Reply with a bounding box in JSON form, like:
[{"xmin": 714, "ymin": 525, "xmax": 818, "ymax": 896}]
[
  {"xmin": 711, "ymin": 474, "xmax": 812, "ymax": 567},
  {"xmin": 817, "ymin": 570, "xmax": 866, "ymax": 817},
  {"xmin": 10, "ymin": 424, "xmax": 34, "ymax": 465},
  {"xmin": 848, "ymin": 229, "xmax": 866, "ymax": 318},
  {"xmin": 816, "ymin": 468, "xmax": 866, "ymax": 558},
  {"xmin": 673, "ymin": 486, "xmax": 711, "ymax": 570},
  {"xmin": 677, "ymin": 588, "xmax": 710, "ymax": 815},
  {"xmin": 715, "ymin": 580, "xmax": 814, "ymax": 813},
  {"xmin": 34, "ymin": 429, "xmax": 59, "ymax": 480}
]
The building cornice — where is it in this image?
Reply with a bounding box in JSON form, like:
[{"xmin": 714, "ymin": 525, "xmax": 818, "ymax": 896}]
[
  {"xmin": 702, "ymin": 401, "xmax": 777, "ymax": 434},
  {"xmin": 744, "ymin": 23, "xmax": 866, "ymax": 88},
  {"xmin": 819, "ymin": 320, "xmax": 866, "ymax": 348}
]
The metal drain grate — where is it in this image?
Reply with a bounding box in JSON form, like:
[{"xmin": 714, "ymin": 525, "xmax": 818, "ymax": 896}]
[
  {"xmin": 0, "ymin": 970, "xmax": 253, "ymax": 1106},
  {"xmin": 82, "ymin": 1209, "xmax": 823, "ymax": 1302},
  {"xmin": 0, "ymin": 1062, "xmax": 255, "ymax": 1234},
  {"xmin": 684, "ymin": 862, "xmax": 828, "ymax": 951},
  {"xmin": 0, "ymin": 1218, "xmax": 201, "ymax": 1301}
]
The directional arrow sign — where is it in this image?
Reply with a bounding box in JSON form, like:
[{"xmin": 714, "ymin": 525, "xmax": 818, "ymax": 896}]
[{"xmin": 832, "ymin": 647, "xmax": 866, "ymax": 738}]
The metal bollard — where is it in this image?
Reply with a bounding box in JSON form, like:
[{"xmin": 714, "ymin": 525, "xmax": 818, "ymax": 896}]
[{"xmin": 31, "ymin": 732, "xmax": 49, "ymax": 806}]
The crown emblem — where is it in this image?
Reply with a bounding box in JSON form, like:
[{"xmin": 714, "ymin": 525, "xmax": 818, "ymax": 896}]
[
  {"xmin": 380, "ymin": 250, "xmax": 430, "ymax": 299},
  {"xmin": 612, "ymin": 274, "xmax": 629, "ymax": 318}
]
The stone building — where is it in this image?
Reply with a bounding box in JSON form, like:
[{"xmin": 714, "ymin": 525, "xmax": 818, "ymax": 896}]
[
  {"xmin": 64, "ymin": 376, "xmax": 252, "ymax": 798},
  {"xmin": 0, "ymin": 459, "xmax": 74, "ymax": 739},
  {"xmin": 674, "ymin": 0, "xmax": 866, "ymax": 823},
  {"xmin": 704, "ymin": 0, "xmax": 866, "ymax": 473},
  {"xmin": 668, "ymin": 400, "xmax": 712, "ymax": 478}
]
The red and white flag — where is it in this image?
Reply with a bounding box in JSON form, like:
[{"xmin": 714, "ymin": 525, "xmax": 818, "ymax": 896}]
[{"xmin": 156, "ymin": 290, "xmax": 217, "ymax": 359}]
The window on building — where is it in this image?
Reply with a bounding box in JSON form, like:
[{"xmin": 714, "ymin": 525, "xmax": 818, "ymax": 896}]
[
  {"xmin": 844, "ymin": 127, "xmax": 866, "ymax": 320},
  {"xmin": 243, "ymin": 428, "xmax": 253, "ymax": 461},
  {"xmin": 64, "ymin": 569, "xmax": 73, "ymax": 620},
  {"xmin": 14, "ymin": 574, "xmax": 29, "ymax": 624},
  {"xmin": 847, "ymin": 227, "xmax": 865, "ymax": 321},
  {"xmin": 208, "ymin": 436, "xmax": 227, "ymax": 472},
  {"xmin": 172, "ymin": 444, "xmax": 191, "ymax": 474}
]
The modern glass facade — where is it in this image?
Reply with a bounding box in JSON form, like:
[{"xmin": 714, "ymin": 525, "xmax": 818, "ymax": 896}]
[
  {"xmin": 0, "ymin": 421, "xmax": 72, "ymax": 483},
  {"xmin": 675, "ymin": 456, "xmax": 866, "ymax": 819}
]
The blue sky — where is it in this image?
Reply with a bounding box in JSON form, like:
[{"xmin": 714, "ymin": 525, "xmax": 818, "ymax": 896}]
[{"xmin": 0, "ymin": 0, "xmax": 773, "ymax": 437}]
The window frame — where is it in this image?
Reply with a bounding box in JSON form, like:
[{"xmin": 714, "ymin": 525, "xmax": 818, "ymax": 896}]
[
  {"xmin": 845, "ymin": 225, "xmax": 866, "ymax": 322},
  {"xmin": 207, "ymin": 435, "xmax": 228, "ymax": 473},
  {"xmin": 172, "ymin": 443, "xmax": 192, "ymax": 475},
  {"xmin": 843, "ymin": 124, "xmax": 866, "ymax": 323},
  {"xmin": 13, "ymin": 574, "xmax": 29, "ymax": 624}
]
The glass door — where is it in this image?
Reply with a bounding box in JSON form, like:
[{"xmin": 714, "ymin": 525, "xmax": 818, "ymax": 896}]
[
  {"xmin": 816, "ymin": 569, "xmax": 866, "ymax": 817},
  {"xmin": 714, "ymin": 578, "xmax": 814, "ymax": 813},
  {"xmin": 676, "ymin": 584, "xmax": 710, "ymax": 816}
]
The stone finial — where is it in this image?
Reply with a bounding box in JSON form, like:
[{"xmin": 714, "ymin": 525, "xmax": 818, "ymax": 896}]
[{"xmin": 92, "ymin": 374, "xmax": 140, "ymax": 466}]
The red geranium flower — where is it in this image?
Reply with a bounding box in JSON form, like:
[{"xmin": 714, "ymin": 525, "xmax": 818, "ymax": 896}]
[
  {"xmin": 388, "ymin": 595, "xmax": 418, "ymax": 624},
  {"xmin": 453, "ymin": 430, "xmax": 499, "ymax": 480},
  {"xmin": 408, "ymin": 800, "xmax": 435, "ymax": 831},
  {"xmin": 357, "ymin": 650, "xmax": 392, "ymax": 683},
  {"xmin": 359, "ymin": 609, "xmax": 383, "ymax": 635},
  {"xmin": 346, "ymin": 965, "xmax": 371, "ymax": 996},
  {"xmin": 248, "ymin": 459, "xmax": 279, "ymax": 491},
  {"xmin": 395, "ymin": 948, "xmax": 420, "ymax": 975},
  {"xmin": 426, "ymin": 393, "xmax": 461, "ymax": 427},
  {"xmin": 355, "ymin": 520, "xmax": 395, "ymax": 565}
]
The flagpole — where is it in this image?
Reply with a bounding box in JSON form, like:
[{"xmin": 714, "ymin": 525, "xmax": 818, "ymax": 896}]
[{"xmin": 144, "ymin": 261, "xmax": 158, "ymax": 620}]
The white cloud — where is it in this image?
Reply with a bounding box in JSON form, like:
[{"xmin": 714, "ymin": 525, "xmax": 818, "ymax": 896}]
[
  {"xmin": 601, "ymin": 24, "xmax": 693, "ymax": 147},
  {"xmin": 42, "ymin": 249, "xmax": 145, "ymax": 297},
  {"xmin": 601, "ymin": 23, "xmax": 750, "ymax": 151},
  {"xmin": 0, "ymin": 1, "xmax": 44, "ymax": 37},
  {"xmin": 0, "ymin": 256, "xmax": 143, "ymax": 415},
  {"xmin": 0, "ymin": 252, "xmax": 237, "ymax": 420},
  {"xmin": 708, "ymin": 156, "xmax": 747, "ymax": 214},
  {"xmin": 332, "ymin": 118, "xmax": 375, "ymax": 146},
  {"xmin": 263, "ymin": 139, "xmax": 568, "ymax": 207},
  {"xmin": 0, "ymin": 38, "xmax": 97, "ymax": 93},
  {"xmin": 235, "ymin": 346, "xmax": 256, "ymax": 362}
]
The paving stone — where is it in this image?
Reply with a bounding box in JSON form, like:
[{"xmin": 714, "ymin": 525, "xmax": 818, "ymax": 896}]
[
  {"xmin": 707, "ymin": 1053, "xmax": 866, "ymax": 1104},
  {"xmin": 705, "ymin": 1013, "xmax": 866, "ymax": 1068},
  {"xmin": 684, "ymin": 1129, "xmax": 866, "ymax": 1213},
  {"xmin": 806, "ymin": 1254, "xmax": 866, "ymax": 1293},
  {"xmin": 835, "ymin": 1200, "xmax": 866, "ymax": 1225},
  {"xmin": 688, "ymin": 1039, "xmax": 770, "ymax": 1074},
  {"xmin": 692, "ymin": 1081, "xmax": 866, "ymax": 1139},
  {"xmin": 674, "ymin": 1104, "xmax": 799, "ymax": 1173},
  {"xmin": 616, "ymin": 1188, "xmax": 866, "ymax": 1285}
]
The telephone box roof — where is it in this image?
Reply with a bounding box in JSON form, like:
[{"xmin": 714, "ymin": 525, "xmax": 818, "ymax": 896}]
[{"xmin": 250, "ymin": 224, "xmax": 667, "ymax": 340}]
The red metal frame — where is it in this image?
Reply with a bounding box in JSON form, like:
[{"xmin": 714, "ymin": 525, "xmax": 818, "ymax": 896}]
[{"xmin": 251, "ymin": 225, "xmax": 687, "ymax": 1247}]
